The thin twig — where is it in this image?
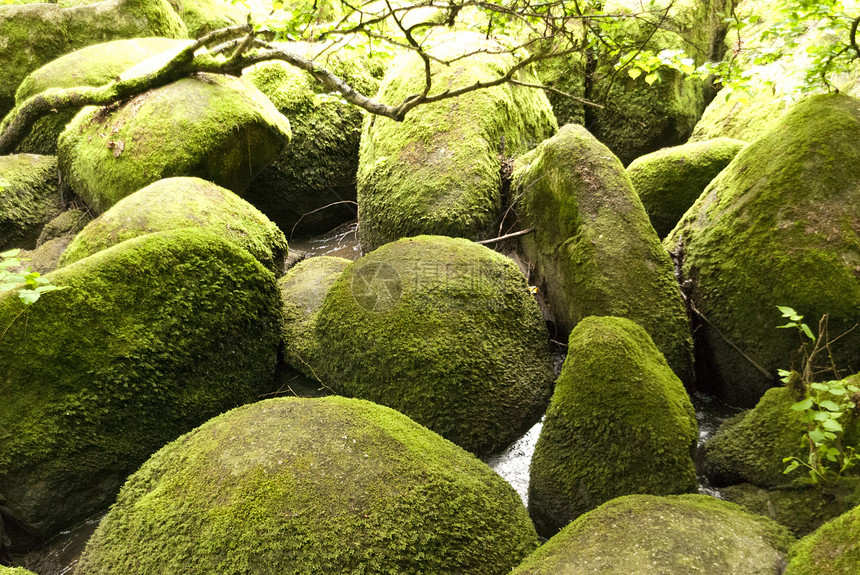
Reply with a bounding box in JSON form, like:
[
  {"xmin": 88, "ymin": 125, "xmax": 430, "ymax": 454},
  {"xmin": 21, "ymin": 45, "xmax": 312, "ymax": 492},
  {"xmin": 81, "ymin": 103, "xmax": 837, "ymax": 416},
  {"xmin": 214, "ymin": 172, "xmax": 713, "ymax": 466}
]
[
  {"xmin": 289, "ymin": 200, "xmax": 358, "ymax": 240},
  {"xmin": 476, "ymin": 227, "xmax": 535, "ymax": 244}
]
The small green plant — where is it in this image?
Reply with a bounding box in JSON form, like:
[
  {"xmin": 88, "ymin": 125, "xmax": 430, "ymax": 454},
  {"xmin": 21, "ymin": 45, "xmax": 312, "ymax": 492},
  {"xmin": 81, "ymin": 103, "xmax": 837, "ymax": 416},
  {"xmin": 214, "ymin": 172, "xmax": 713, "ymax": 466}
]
[
  {"xmin": 777, "ymin": 306, "xmax": 860, "ymax": 485},
  {"xmin": 1, "ymin": 249, "xmax": 65, "ymax": 305}
]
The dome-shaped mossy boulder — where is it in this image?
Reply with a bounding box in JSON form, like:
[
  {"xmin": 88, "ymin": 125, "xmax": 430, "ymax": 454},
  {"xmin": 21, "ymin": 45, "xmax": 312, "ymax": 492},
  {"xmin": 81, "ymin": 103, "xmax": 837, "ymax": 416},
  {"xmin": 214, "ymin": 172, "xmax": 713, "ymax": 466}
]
[
  {"xmin": 11, "ymin": 38, "xmax": 191, "ymax": 155},
  {"xmin": 0, "ymin": 154, "xmax": 61, "ymax": 250},
  {"xmin": 665, "ymin": 93, "xmax": 860, "ymax": 407},
  {"xmin": 294, "ymin": 235, "xmax": 554, "ymax": 456},
  {"xmin": 511, "ymin": 494, "xmax": 794, "ymax": 574},
  {"xmin": 784, "ymin": 503, "xmax": 860, "ymax": 574},
  {"xmin": 57, "ymin": 73, "xmax": 291, "ymax": 214},
  {"xmin": 357, "ymin": 32, "xmax": 557, "ymax": 252},
  {"xmin": 241, "ymin": 48, "xmax": 378, "ymax": 236},
  {"xmin": 59, "ymin": 177, "xmax": 288, "ymax": 274},
  {"xmin": 75, "ymin": 396, "xmax": 540, "ymax": 575},
  {"xmin": 627, "ymin": 138, "xmax": 746, "ymax": 238},
  {"xmin": 527, "ymin": 316, "xmax": 698, "ymax": 537},
  {"xmin": 0, "ymin": 228, "xmax": 282, "ymax": 547},
  {"xmin": 512, "ymin": 124, "xmax": 693, "ymax": 384}
]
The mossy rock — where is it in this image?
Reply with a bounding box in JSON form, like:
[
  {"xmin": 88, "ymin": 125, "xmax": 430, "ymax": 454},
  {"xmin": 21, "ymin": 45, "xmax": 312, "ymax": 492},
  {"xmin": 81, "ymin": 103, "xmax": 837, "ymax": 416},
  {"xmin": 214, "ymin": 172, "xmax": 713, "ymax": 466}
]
[
  {"xmin": 166, "ymin": 0, "xmax": 245, "ymax": 37},
  {"xmin": 534, "ymin": 51, "xmax": 586, "ymax": 127},
  {"xmin": 627, "ymin": 138, "xmax": 746, "ymax": 238},
  {"xmin": 12, "ymin": 38, "xmax": 191, "ymax": 155},
  {"xmin": 58, "ymin": 73, "xmax": 291, "ymax": 214},
  {"xmin": 722, "ymin": 480, "xmax": 860, "ymax": 537},
  {"xmin": 299, "ymin": 235, "xmax": 554, "ymax": 456},
  {"xmin": 527, "ymin": 316, "xmax": 698, "ymax": 537},
  {"xmin": 0, "ymin": 0, "xmax": 187, "ymax": 119},
  {"xmin": 0, "ymin": 154, "xmax": 62, "ymax": 250},
  {"xmin": 278, "ymin": 255, "xmax": 350, "ymax": 370},
  {"xmin": 689, "ymin": 90, "xmax": 792, "ymax": 143},
  {"xmin": 357, "ymin": 32, "xmax": 557, "ymax": 252},
  {"xmin": 59, "ymin": 177, "xmax": 288, "ymax": 274},
  {"xmin": 512, "ymin": 124, "xmax": 693, "ymax": 384},
  {"xmin": 0, "ymin": 568, "xmax": 38, "ymax": 575},
  {"xmin": 784, "ymin": 503, "xmax": 860, "ymax": 574},
  {"xmin": 242, "ymin": 47, "xmax": 379, "ymax": 236},
  {"xmin": 664, "ymin": 94, "xmax": 860, "ymax": 407},
  {"xmin": 75, "ymin": 396, "xmax": 540, "ymax": 575},
  {"xmin": 0, "ymin": 228, "xmax": 282, "ymax": 547},
  {"xmin": 511, "ymin": 494, "xmax": 794, "ymax": 574},
  {"xmin": 36, "ymin": 208, "xmax": 92, "ymax": 246}
]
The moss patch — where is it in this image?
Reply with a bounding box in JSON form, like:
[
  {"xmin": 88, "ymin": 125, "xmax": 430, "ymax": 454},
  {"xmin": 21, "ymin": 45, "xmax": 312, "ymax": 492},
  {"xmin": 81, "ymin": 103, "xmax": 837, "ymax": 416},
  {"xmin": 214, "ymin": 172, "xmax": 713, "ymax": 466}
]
[
  {"xmin": 512, "ymin": 494, "xmax": 794, "ymax": 574},
  {"xmin": 512, "ymin": 124, "xmax": 693, "ymax": 383},
  {"xmin": 527, "ymin": 317, "xmax": 698, "ymax": 537},
  {"xmin": 785, "ymin": 503, "xmax": 860, "ymax": 574},
  {"xmin": 36, "ymin": 208, "xmax": 92, "ymax": 246},
  {"xmin": 166, "ymin": 0, "xmax": 245, "ymax": 37},
  {"xmin": 76, "ymin": 396, "xmax": 540, "ymax": 575},
  {"xmin": 0, "ymin": 228, "xmax": 282, "ymax": 545},
  {"xmin": 0, "ymin": 154, "xmax": 61, "ymax": 250}
]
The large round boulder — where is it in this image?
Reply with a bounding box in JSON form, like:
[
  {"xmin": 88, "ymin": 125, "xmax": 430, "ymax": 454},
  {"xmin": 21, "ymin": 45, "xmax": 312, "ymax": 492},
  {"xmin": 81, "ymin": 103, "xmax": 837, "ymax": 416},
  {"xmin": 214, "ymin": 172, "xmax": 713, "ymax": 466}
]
[
  {"xmin": 0, "ymin": 154, "xmax": 61, "ymax": 250},
  {"xmin": 512, "ymin": 124, "xmax": 693, "ymax": 384},
  {"xmin": 0, "ymin": 228, "xmax": 282, "ymax": 547},
  {"xmin": 75, "ymin": 396, "xmax": 540, "ymax": 575},
  {"xmin": 59, "ymin": 177, "xmax": 288, "ymax": 274},
  {"xmin": 665, "ymin": 93, "xmax": 860, "ymax": 406},
  {"xmin": 511, "ymin": 494, "xmax": 794, "ymax": 574},
  {"xmin": 784, "ymin": 504, "xmax": 860, "ymax": 574},
  {"xmin": 627, "ymin": 137, "xmax": 746, "ymax": 238},
  {"xmin": 58, "ymin": 73, "xmax": 291, "ymax": 214},
  {"xmin": 528, "ymin": 316, "xmax": 698, "ymax": 537},
  {"xmin": 357, "ymin": 32, "xmax": 557, "ymax": 251},
  {"xmin": 293, "ymin": 235, "xmax": 554, "ymax": 456}
]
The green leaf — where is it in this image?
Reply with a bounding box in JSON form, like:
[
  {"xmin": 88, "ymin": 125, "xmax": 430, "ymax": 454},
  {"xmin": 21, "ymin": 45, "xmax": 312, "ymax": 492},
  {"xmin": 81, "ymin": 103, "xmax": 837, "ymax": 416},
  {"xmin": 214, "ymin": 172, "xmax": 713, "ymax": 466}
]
[
  {"xmin": 822, "ymin": 418, "xmax": 843, "ymax": 432},
  {"xmin": 811, "ymin": 382, "xmax": 830, "ymax": 391},
  {"xmin": 809, "ymin": 429, "xmax": 827, "ymax": 444},
  {"xmin": 819, "ymin": 400, "xmax": 841, "ymax": 412},
  {"xmin": 784, "ymin": 460, "xmax": 800, "ymax": 474},
  {"xmin": 628, "ymin": 68, "xmax": 642, "ymax": 80},
  {"xmin": 17, "ymin": 290, "xmax": 39, "ymax": 305},
  {"xmin": 1, "ymin": 249, "xmax": 20, "ymax": 258},
  {"xmin": 791, "ymin": 398, "xmax": 814, "ymax": 411},
  {"xmin": 777, "ymin": 305, "xmax": 797, "ymax": 317},
  {"xmin": 800, "ymin": 323, "xmax": 816, "ymax": 341},
  {"xmin": 644, "ymin": 73, "xmax": 659, "ymax": 85}
]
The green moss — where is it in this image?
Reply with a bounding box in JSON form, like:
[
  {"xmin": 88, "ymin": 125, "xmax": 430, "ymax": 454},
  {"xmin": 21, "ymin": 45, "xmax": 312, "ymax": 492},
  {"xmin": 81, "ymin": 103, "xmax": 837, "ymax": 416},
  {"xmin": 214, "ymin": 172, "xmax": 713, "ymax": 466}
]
[
  {"xmin": 0, "ymin": 154, "xmax": 62, "ymax": 250},
  {"xmin": 36, "ymin": 208, "xmax": 92, "ymax": 246},
  {"xmin": 534, "ymin": 50, "xmax": 586, "ymax": 127},
  {"xmin": 0, "ymin": 568, "xmax": 38, "ymax": 575},
  {"xmin": 12, "ymin": 38, "xmax": 190, "ymax": 155},
  {"xmin": 59, "ymin": 177, "xmax": 288, "ymax": 274},
  {"xmin": 512, "ymin": 494, "xmax": 794, "ymax": 574},
  {"xmin": 665, "ymin": 94, "xmax": 860, "ymax": 406},
  {"xmin": 0, "ymin": 0, "xmax": 187, "ymax": 119},
  {"xmin": 76, "ymin": 396, "xmax": 540, "ymax": 575},
  {"xmin": 242, "ymin": 49, "xmax": 379, "ymax": 235},
  {"xmin": 689, "ymin": 91, "xmax": 792, "ymax": 143},
  {"xmin": 58, "ymin": 73, "xmax": 291, "ymax": 214},
  {"xmin": 785, "ymin": 503, "xmax": 860, "ymax": 574},
  {"xmin": 357, "ymin": 32, "xmax": 557, "ymax": 251},
  {"xmin": 512, "ymin": 124, "xmax": 694, "ymax": 383},
  {"xmin": 299, "ymin": 235, "xmax": 554, "ymax": 456},
  {"xmin": 0, "ymin": 228, "xmax": 282, "ymax": 544},
  {"xmin": 527, "ymin": 317, "xmax": 698, "ymax": 537},
  {"xmin": 166, "ymin": 0, "xmax": 245, "ymax": 37},
  {"xmin": 627, "ymin": 138, "xmax": 746, "ymax": 238}
]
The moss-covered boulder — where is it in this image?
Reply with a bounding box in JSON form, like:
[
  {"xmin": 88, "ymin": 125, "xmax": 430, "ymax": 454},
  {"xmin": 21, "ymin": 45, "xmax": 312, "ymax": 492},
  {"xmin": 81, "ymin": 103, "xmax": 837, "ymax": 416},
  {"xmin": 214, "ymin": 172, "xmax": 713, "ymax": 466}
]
[
  {"xmin": 512, "ymin": 124, "xmax": 693, "ymax": 383},
  {"xmin": 0, "ymin": 154, "xmax": 61, "ymax": 250},
  {"xmin": 167, "ymin": 0, "xmax": 245, "ymax": 37},
  {"xmin": 12, "ymin": 38, "xmax": 190, "ymax": 155},
  {"xmin": 59, "ymin": 177, "xmax": 288, "ymax": 274},
  {"xmin": 0, "ymin": 228, "xmax": 282, "ymax": 547},
  {"xmin": 664, "ymin": 94, "xmax": 860, "ymax": 406},
  {"xmin": 689, "ymin": 91, "xmax": 792, "ymax": 143},
  {"xmin": 242, "ymin": 47, "xmax": 379, "ymax": 236},
  {"xmin": 36, "ymin": 208, "xmax": 92, "ymax": 247},
  {"xmin": 0, "ymin": 0, "xmax": 187, "ymax": 119},
  {"xmin": 295, "ymin": 235, "xmax": 554, "ymax": 456},
  {"xmin": 278, "ymin": 255, "xmax": 350, "ymax": 369},
  {"xmin": 784, "ymin": 504, "xmax": 860, "ymax": 574},
  {"xmin": 75, "ymin": 396, "xmax": 540, "ymax": 575},
  {"xmin": 357, "ymin": 32, "xmax": 557, "ymax": 252},
  {"xmin": 58, "ymin": 73, "xmax": 291, "ymax": 214},
  {"xmin": 511, "ymin": 494, "xmax": 794, "ymax": 574},
  {"xmin": 528, "ymin": 317, "xmax": 698, "ymax": 537},
  {"xmin": 0, "ymin": 568, "xmax": 37, "ymax": 575},
  {"xmin": 627, "ymin": 138, "xmax": 746, "ymax": 238}
]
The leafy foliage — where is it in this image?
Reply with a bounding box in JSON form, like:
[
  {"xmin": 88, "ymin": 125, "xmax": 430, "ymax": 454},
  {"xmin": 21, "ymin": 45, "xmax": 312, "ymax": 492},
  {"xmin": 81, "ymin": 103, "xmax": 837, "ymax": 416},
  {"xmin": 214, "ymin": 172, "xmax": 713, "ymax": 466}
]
[{"xmin": 0, "ymin": 248, "xmax": 65, "ymax": 306}]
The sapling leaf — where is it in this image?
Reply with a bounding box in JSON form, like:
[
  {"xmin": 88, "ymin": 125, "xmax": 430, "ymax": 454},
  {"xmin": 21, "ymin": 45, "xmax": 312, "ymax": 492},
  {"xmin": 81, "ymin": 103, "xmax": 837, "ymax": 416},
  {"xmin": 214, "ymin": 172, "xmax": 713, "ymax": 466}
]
[
  {"xmin": 801, "ymin": 323, "xmax": 816, "ymax": 341},
  {"xmin": 777, "ymin": 305, "xmax": 797, "ymax": 316},
  {"xmin": 822, "ymin": 418, "xmax": 843, "ymax": 432},
  {"xmin": 792, "ymin": 398, "xmax": 814, "ymax": 411},
  {"xmin": 819, "ymin": 400, "xmax": 841, "ymax": 412}
]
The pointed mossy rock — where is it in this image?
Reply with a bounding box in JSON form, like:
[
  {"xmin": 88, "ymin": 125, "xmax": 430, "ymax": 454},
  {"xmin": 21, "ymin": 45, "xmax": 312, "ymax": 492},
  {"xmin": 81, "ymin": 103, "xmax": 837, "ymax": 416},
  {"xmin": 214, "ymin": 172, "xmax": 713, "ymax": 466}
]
[
  {"xmin": 511, "ymin": 494, "xmax": 794, "ymax": 574},
  {"xmin": 664, "ymin": 94, "xmax": 860, "ymax": 407},
  {"xmin": 527, "ymin": 316, "xmax": 698, "ymax": 537},
  {"xmin": 278, "ymin": 255, "xmax": 350, "ymax": 371},
  {"xmin": 295, "ymin": 235, "xmax": 554, "ymax": 456},
  {"xmin": 57, "ymin": 73, "xmax": 291, "ymax": 214},
  {"xmin": 357, "ymin": 32, "xmax": 558, "ymax": 252},
  {"xmin": 166, "ymin": 0, "xmax": 245, "ymax": 37},
  {"xmin": 0, "ymin": 228, "xmax": 282, "ymax": 547},
  {"xmin": 627, "ymin": 138, "xmax": 746, "ymax": 238},
  {"xmin": 784, "ymin": 504, "xmax": 860, "ymax": 574},
  {"xmin": 242, "ymin": 47, "xmax": 379, "ymax": 236},
  {"xmin": 0, "ymin": 154, "xmax": 61, "ymax": 250},
  {"xmin": 512, "ymin": 124, "xmax": 693, "ymax": 384},
  {"xmin": 36, "ymin": 208, "xmax": 92, "ymax": 247},
  {"xmin": 75, "ymin": 396, "xmax": 540, "ymax": 575},
  {"xmin": 11, "ymin": 38, "xmax": 191, "ymax": 155},
  {"xmin": 59, "ymin": 177, "xmax": 288, "ymax": 274},
  {"xmin": 0, "ymin": 0, "xmax": 188, "ymax": 119}
]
